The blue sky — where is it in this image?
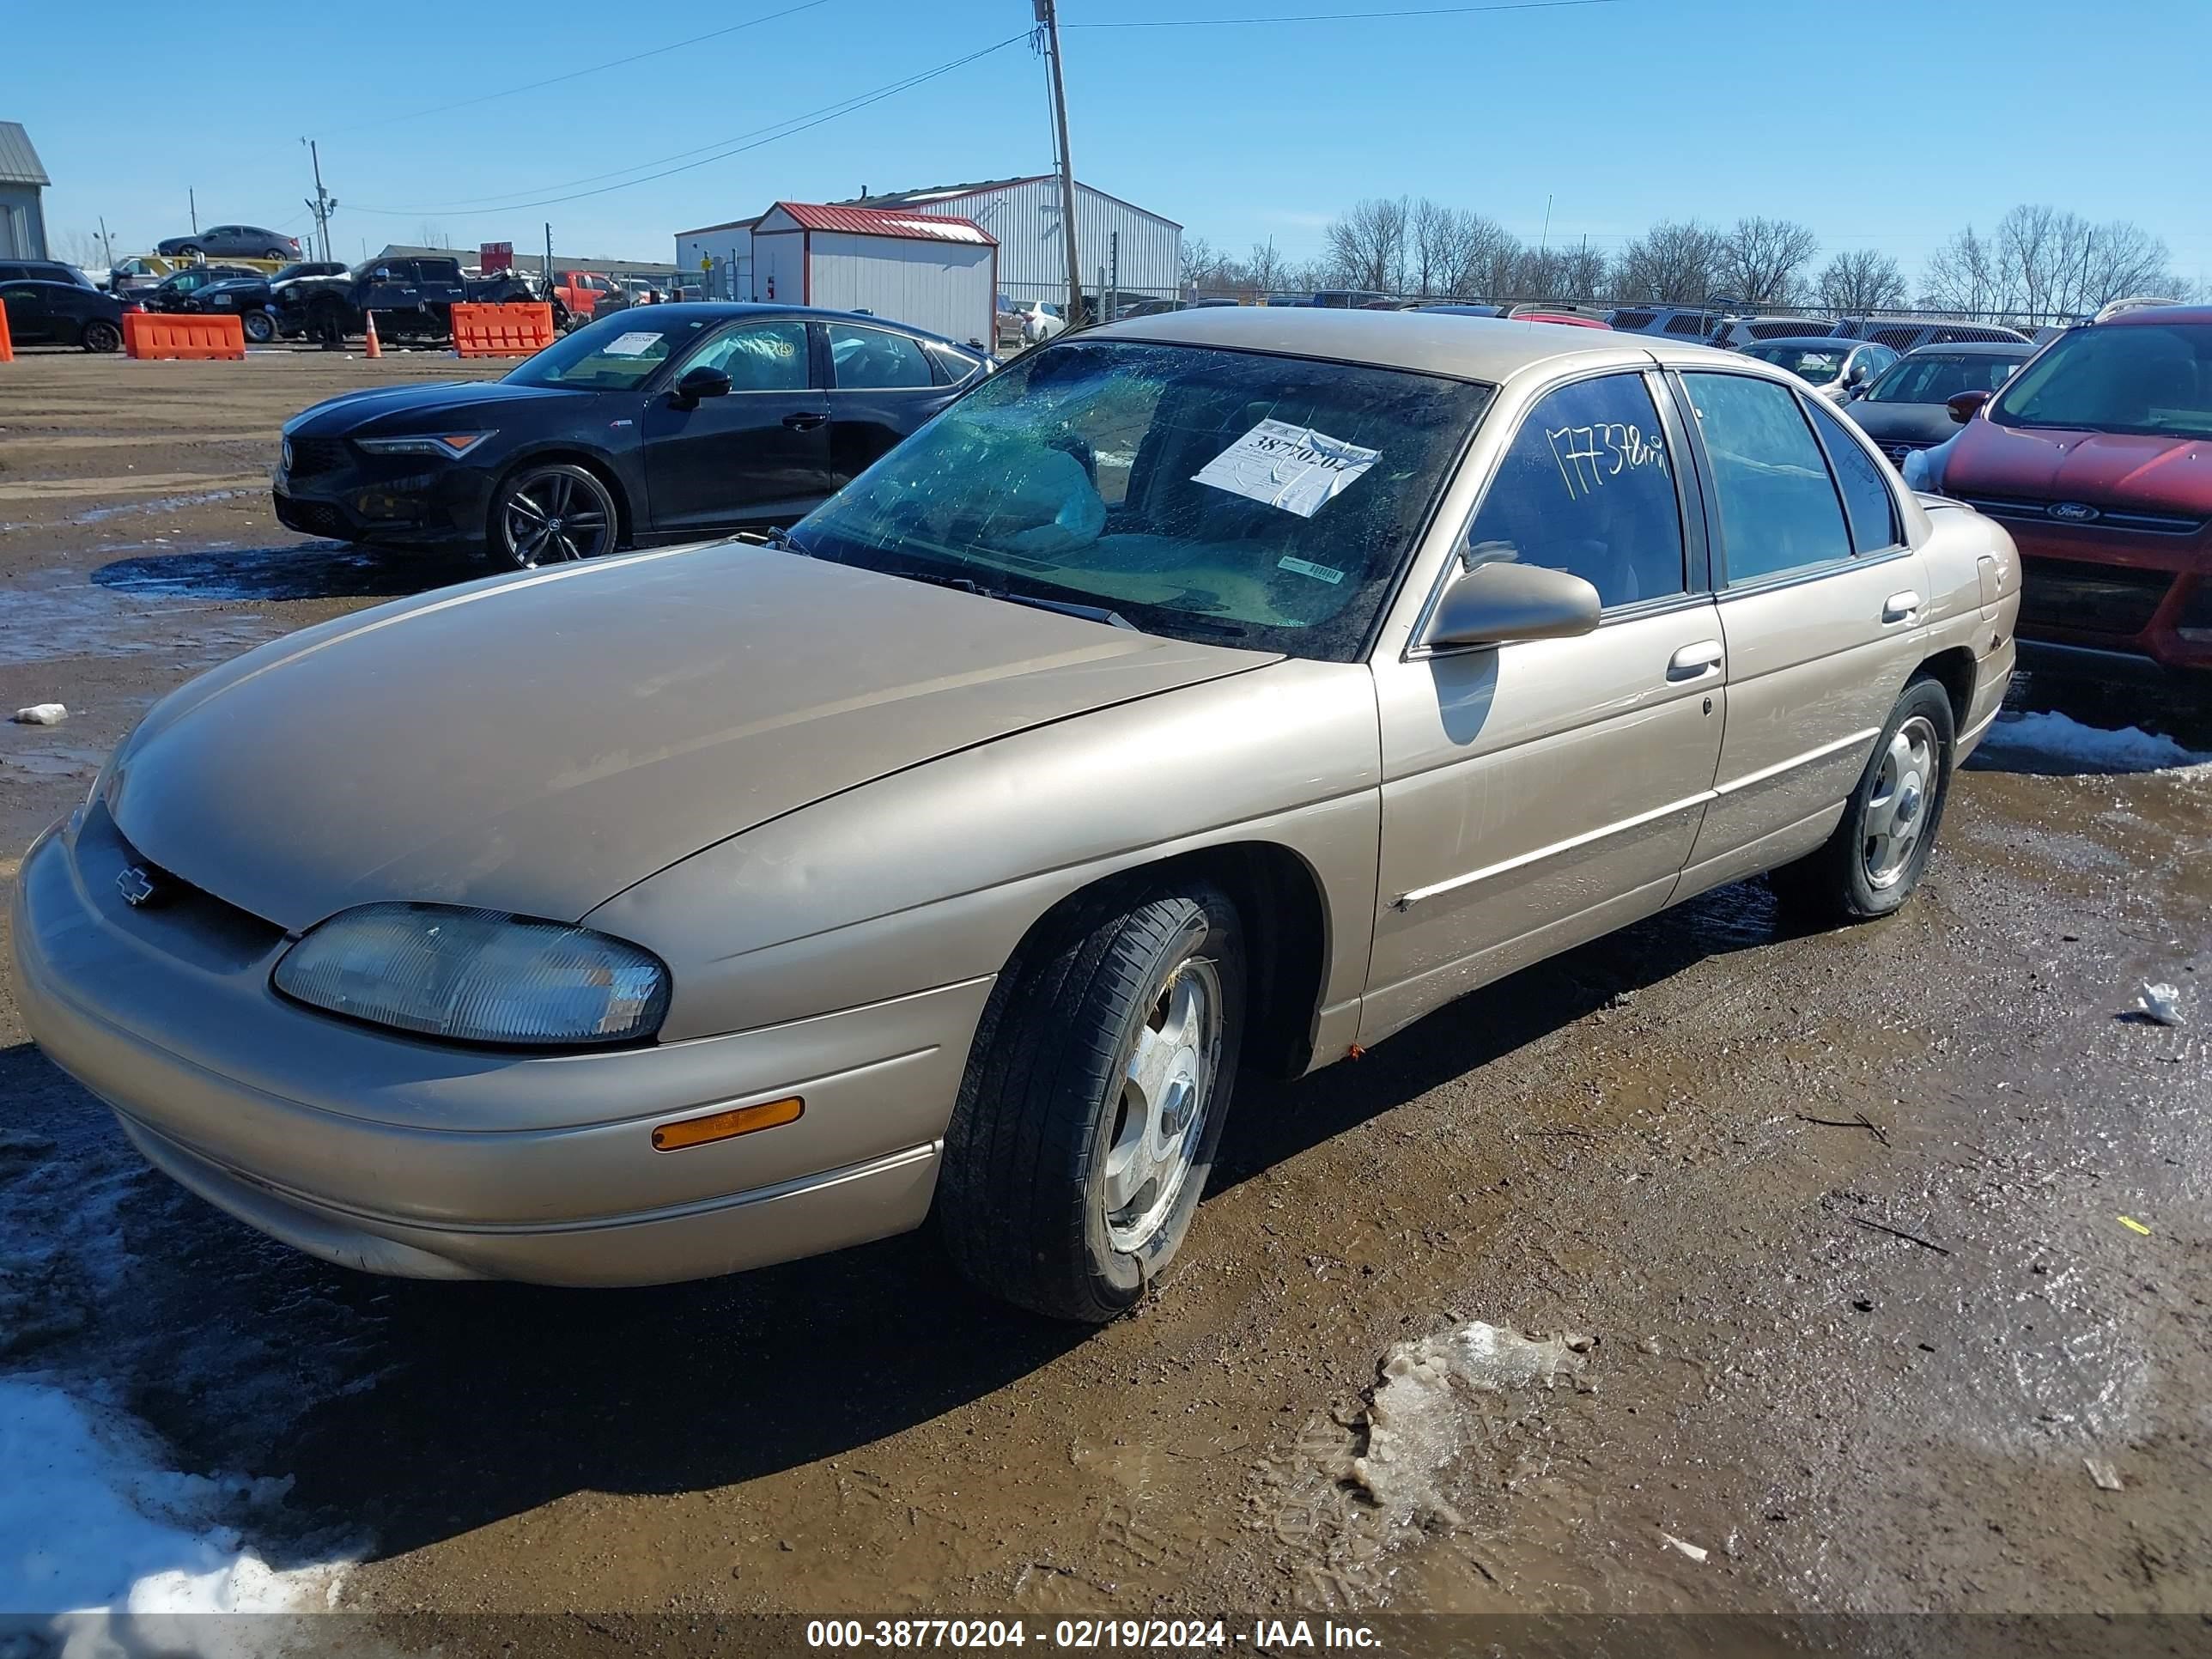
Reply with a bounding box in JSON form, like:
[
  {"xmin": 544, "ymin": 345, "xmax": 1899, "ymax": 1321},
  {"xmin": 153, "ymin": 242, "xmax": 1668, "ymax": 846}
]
[{"xmin": 15, "ymin": 0, "xmax": 2209, "ymax": 287}]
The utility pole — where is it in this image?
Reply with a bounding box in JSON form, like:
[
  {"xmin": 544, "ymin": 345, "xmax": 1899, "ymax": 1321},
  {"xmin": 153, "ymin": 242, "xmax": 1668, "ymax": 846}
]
[
  {"xmin": 303, "ymin": 141, "xmax": 337, "ymax": 263},
  {"xmin": 1036, "ymin": 0, "xmax": 1084, "ymax": 329},
  {"xmin": 189, "ymin": 189, "xmax": 198, "ymax": 234},
  {"xmin": 544, "ymin": 222, "xmax": 555, "ymax": 298},
  {"xmin": 1108, "ymin": 229, "xmax": 1118, "ymax": 322},
  {"xmin": 97, "ymin": 216, "xmax": 114, "ymax": 268}
]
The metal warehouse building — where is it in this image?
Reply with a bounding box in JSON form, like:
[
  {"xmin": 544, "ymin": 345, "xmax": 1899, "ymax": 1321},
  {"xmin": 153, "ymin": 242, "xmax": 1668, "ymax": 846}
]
[
  {"xmin": 678, "ymin": 176, "xmax": 1179, "ymax": 313},
  {"xmin": 750, "ymin": 202, "xmax": 996, "ymax": 346},
  {"xmin": 0, "ymin": 122, "xmax": 51, "ymax": 261}
]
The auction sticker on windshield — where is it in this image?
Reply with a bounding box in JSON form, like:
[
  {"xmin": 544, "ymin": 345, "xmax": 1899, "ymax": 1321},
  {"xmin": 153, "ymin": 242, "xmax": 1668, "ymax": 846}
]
[
  {"xmin": 604, "ymin": 331, "xmax": 664, "ymax": 357},
  {"xmin": 1193, "ymin": 419, "xmax": 1381, "ymax": 518}
]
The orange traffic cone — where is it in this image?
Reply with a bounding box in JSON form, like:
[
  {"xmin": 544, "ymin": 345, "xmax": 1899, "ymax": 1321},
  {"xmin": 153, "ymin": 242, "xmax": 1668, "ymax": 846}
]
[{"xmin": 363, "ymin": 309, "xmax": 382, "ymax": 359}]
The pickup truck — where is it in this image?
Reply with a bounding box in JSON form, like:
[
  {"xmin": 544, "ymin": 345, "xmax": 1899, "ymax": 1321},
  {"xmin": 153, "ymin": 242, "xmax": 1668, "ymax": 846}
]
[
  {"xmin": 551, "ymin": 269, "xmax": 621, "ymax": 324},
  {"xmin": 282, "ymin": 257, "xmax": 564, "ymax": 346}
]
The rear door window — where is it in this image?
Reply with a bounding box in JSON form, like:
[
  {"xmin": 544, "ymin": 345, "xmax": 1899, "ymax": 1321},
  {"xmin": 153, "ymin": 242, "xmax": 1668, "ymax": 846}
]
[
  {"xmin": 1682, "ymin": 372, "xmax": 1853, "ymax": 585},
  {"xmin": 827, "ymin": 323, "xmax": 933, "ymax": 390},
  {"xmin": 1803, "ymin": 395, "xmax": 1899, "ymax": 554},
  {"xmin": 1462, "ymin": 372, "xmax": 1686, "ymax": 609}
]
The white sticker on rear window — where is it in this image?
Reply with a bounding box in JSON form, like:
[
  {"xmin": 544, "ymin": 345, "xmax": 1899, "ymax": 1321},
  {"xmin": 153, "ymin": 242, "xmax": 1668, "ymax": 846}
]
[
  {"xmin": 1192, "ymin": 419, "xmax": 1381, "ymax": 519},
  {"xmin": 1277, "ymin": 556, "xmax": 1345, "ymax": 585},
  {"xmin": 603, "ymin": 331, "xmax": 662, "ymax": 357}
]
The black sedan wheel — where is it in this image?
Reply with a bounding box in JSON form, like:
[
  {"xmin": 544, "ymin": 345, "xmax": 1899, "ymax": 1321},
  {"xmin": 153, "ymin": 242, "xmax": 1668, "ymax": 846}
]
[
  {"xmin": 241, "ymin": 311, "xmax": 276, "ymax": 344},
  {"xmin": 493, "ymin": 463, "xmax": 617, "ymax": 569},
  {"xmin": 82, "ymin": 319, "xmax": 122, "ymax": 354}
]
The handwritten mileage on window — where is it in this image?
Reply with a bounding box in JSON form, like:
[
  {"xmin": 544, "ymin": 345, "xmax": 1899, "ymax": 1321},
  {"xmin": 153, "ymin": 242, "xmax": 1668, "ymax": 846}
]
[{"xmin": 1547, "ymin": 422, "xmax": 1667, "ymax": 501}]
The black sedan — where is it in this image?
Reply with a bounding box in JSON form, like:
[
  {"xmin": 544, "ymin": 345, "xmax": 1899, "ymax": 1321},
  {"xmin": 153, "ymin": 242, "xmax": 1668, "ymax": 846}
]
[
  {"xmin": 186, "ymin": 262, "xmax": 349, "ymax": 341},
  {"xmin": 0, "ymin": 280, "xmax": 127, "ymax": 352},
  {"xmin": 1843, "ymin": 341, "xmax": 2034, "ymax": 470},
  {"xmin": 273, "ymin": 304, "xmax": 991, "ymax": 568},
  {"xmin": 138, "ymin": 264, "xmax": 263, "ymax": 313}
]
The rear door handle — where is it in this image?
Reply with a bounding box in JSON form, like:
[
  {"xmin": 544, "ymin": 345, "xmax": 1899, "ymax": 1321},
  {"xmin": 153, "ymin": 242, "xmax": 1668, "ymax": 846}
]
[
  {"xmin": 782, "ymin": 411, "xmax": 827, "ymax": 431},
  {"xmin": 1882, "ymin": 591, "xmax": 1922, "ymax": 624},
  {"xmin": 1667, "ymin": 639, "xmax": 1724, "ymax": 681}
]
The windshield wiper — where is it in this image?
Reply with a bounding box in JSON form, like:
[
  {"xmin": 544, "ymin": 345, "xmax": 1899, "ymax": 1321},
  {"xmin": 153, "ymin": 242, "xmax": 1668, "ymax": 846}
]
[{"xmin": 887, "ymin": 568, "xmax": 1137, "ymax": 630}]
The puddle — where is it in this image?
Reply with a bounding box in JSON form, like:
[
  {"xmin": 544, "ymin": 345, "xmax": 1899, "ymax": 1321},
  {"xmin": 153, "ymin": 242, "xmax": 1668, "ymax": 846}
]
[
  {"xmin": 2, "ymin": 745, "xmax": 106, "ymax": 779},
  {"xmin": 0, "ymin": 564, "xmax": 288, "ymax": 668},
  {"xmin": 93, "ymin": 541, "xmax": 441, "ymax": 603},
  {"xmin": 76, "ymin": 489, "xmax": 254, "ymax": 526}
]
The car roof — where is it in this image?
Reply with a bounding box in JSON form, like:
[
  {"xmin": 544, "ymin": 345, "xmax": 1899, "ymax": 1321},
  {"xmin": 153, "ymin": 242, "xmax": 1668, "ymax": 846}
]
[
  {"xmin": 594, "ymin": 301, "xmax": 975, "ymax": 349},
  {"xmin": 1742, "ymin": 336, "xmax": 1854, "ymax": 349},
  {"xmin": 1088, "ymin": 304, "xmax": 1700, "ymax": 382},
  {"xmin": 1900, "ymin": 340, "xmax": 2033, "ymax": 357},
  {"xmin": 2101, "ymin": 304, "xmax": 2212, "ymax": 328}
]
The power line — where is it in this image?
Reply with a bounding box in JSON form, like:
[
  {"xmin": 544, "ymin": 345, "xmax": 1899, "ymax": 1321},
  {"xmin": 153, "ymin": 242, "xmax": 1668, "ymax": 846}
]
[
  {"xmin": 345, "ymin": 34, "xmax": 1030, "ymax": 217},
  {"xmin": 1066, "ymin": 0, "xmax": 1620, "ymax": 27},
  {"xmin": 315, "ymin": 0, "xmax": 836, "ymax": 137}
]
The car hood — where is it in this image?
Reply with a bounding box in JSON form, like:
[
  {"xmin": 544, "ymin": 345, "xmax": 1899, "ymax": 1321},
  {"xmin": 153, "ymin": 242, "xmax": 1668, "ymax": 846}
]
[
  {"xmin": 1844, "ymin": 401, "xmax": 1959, "ymax": 448},
  {"xmin": 1947, "ymin": 422, "xmax": 2212, "ymax": 516},
  {"xmin": 106, "ymin": 544, "xmax": 1275, "ymax": 932},
  {"xmin": 285, "ymin": 378, "xmax": 585, "ymax": 434}
]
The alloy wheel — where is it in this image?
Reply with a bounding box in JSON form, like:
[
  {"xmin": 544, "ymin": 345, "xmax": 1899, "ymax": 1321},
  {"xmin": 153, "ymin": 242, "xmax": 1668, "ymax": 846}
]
[
  {"xmin": 501, "ymin": 470, "xmax": 613, "ymax": 568},
  {"xmin": 1863, "ymin": 714, "xmax": 1937, "ymax": 889},
  {"xmin": 1102, "ymin": 951, "xmax": 1224, "ymax": 1254}
]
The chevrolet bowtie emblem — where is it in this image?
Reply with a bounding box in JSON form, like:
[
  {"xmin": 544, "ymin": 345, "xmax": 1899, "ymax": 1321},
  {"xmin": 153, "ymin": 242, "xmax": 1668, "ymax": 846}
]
[{"xmin": 116, "ymin": 865, "xmax": 161, "ymax": 908}]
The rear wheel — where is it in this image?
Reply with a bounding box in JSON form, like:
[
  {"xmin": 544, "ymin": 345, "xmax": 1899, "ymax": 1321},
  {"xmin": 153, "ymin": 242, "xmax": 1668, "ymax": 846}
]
[
  {"xmin": 1773, "ymin": 677, "xmax": 1956, "ymax": 923},
  {"xmin": 262, "ymin": 247, "xmax": 287, "ymax": 261},
  {"xmin": 81, "ymin": 319, "xmax": 121, "ymax": 354},
  {"xmin": 938, "ymin": 879, "xmax": 1245, "ymax": 1322},
  {"xmin": 491, "ymin": 463, "xmax": 617, "ymax": 569}
]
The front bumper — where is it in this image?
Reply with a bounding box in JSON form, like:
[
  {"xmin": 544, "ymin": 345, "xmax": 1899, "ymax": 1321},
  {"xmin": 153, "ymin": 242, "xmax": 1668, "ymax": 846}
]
[
  {"xmin": 10, "ymin": 813, "xmax": 989, "ymax": 1286},
  {"xmin": 272, "ymin": 448, "xmax": 497, "ymax": 551}
]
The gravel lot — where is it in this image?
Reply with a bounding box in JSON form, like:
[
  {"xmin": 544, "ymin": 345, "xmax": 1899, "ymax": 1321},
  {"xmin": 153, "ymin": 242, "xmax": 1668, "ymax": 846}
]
[{"xmin": 3, "ymin": 350, "xmax": 2209, "ymax": 1648}]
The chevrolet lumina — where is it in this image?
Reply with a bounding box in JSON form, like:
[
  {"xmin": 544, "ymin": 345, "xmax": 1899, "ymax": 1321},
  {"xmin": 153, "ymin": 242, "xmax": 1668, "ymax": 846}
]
[{"xmin": 12, "ymin": 310, "xmax": 2020, "ymax": 1322}]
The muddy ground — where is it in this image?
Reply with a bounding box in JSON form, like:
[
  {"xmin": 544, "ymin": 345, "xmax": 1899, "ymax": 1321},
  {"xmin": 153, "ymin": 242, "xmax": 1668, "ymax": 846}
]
[{"xmin": 2, "ymin": 351, "xmax": 2209, "ymax": 1646}]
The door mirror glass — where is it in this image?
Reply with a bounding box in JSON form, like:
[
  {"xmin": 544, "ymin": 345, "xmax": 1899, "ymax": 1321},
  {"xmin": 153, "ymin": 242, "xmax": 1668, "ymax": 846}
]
[
  {"xmin": 675, "ymin": 364, "xmax": 733, "ymax": 403},
  {"xmin": 1947, "ymin": 388, "xmax": 1990, "ymax": 423},
  {"xmin": 1425, "ymin": 558, "xmax": 1601, "ymax": 650}
]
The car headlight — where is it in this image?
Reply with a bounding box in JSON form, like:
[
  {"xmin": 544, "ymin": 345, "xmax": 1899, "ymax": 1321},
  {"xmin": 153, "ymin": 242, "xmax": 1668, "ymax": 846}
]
[
  {"xmin": 272, "ymin": 902, "xmax": 669, "ymax": 1047},
  {"xmin": 354, "ymin": 432, "xmax": 495, "ymax": 458}
]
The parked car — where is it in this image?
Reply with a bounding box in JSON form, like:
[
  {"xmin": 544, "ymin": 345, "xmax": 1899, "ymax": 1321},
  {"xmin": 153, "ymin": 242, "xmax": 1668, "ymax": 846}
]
[
  {"xmin": 138, "ymin": 264, "xmax": 263, "ymax": 313},
  {"xmin": 0, "ymin": 258, "xmax": 96, "ymax": 290},
  {"xmin": 1019, "ymin": 300, "xmax": 1066, "ymax": 344},
  {"xmin": 1307, "ymin": 289, "xmax": 1390, "ymax": 308},
  {"xmin": 185, "ymin": 262, "xmax": 351, "ymax": 342},
  {"xmin": 1606, "ymin": 304, "xmax": 1729, "ymax": 341},
  {"xmin": 551, "ymin": 269, "xmax": 623, "ymax": 322},
  {"xmin": 155, "ymin": 225, "xmax": 301, "ymax": 261},
  {"xmin": 279, "ymin": 256, "xmax": 471, "ymax": 345},
  {"xmin": 1709, "ymin": 314, "xmax": 1841, "ymax": 349},
  {"xmin": 1418, "ymin": 303, "xmax": 1504, "ymax": 317},
  {"xmin": 106, "ymin": 256, "xmax": 179, "ymax": 296},
  {"xmin": 0, "ymin": 280, "xmax": 127, "ymax": 351},
  {"xmin": 1511, "ymin": 311, "xmax": 1613, "ymax": 331},
  {"xmin": 1736, "ymin": 337, "xmax": 1899, "ymax": 404},
  {"xmin": 21, "ymin": 310, "xmax": 2019, "ymax": 1322},
  {"xmin": 1843, "ymin": 343, "xmax": 2033, "ymax": 469},
  {"xmin": 271, "ymin": 303, "xmax": 988, "ymax": 565},
  {"xmin": 1935, "ymin": 306, "xmax": 2210, "ymax": 677},
  {"xmin": 1830, "ymin": 317, "xmax": 2032, "ymax": 353}
]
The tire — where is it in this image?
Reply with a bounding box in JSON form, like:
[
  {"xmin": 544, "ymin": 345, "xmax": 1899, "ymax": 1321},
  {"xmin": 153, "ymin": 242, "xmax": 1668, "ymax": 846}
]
[
  {"xmin": 81, "ymin": 319, "xmax": 121, "ymax": 354},
  {"xmin": 175, "ymin": 244, "xmax": 202, "ymax": 259},
  {"xmin": 939, "ymin": 878, "xmax": 1246, "ymax": 1322},
  {"xmin": 1772, "ymin": 676, "xmax": 1956, "ymax": 924},
  {"xmin": 262, "ymin": 248, "xmax": 287, "ymax": 261},
  {"xmin": 490, "ymin": 462, "xmax": 618, "ymax": 569},
  {"xmin": 241, "ymin": 310, "xmax": 276, "ymax": 344}
]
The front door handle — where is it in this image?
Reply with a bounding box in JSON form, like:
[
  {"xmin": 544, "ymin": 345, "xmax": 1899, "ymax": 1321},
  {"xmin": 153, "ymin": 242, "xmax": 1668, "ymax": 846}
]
[
  {"xmin": 782, "ymin": 411, "xmax": 827, "ymax": 431},
  {"xmin": 1881, "ymin": 591, "xmax": 1922, "ymax": 624},
  {"xmin": 1667, "ymin": 639, "xmax": 1724, "ymax": 681}
]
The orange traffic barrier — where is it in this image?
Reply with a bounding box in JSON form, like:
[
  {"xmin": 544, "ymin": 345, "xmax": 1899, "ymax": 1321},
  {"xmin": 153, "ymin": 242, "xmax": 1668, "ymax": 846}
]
[
  {"xmin": 123, "ymin": 312, "xmax": 246, "ymax": 362},
  {"xmin": 451, "ymin": 302, "xmax": 556, "ymax": 358},
  {"xmin": 0, "ymin": 300, "xmax": 11, "ymax": 363}
]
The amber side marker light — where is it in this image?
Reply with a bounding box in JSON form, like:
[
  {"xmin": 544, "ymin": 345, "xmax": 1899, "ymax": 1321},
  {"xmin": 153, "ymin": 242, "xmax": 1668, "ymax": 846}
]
[{"xmin": 651, "ymin": 1097, "xmax": 804, "ymax": 1152}]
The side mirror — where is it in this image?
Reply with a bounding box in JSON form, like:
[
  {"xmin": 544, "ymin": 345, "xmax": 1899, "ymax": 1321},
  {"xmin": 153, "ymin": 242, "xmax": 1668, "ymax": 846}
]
[
  {"xmin": 1947, "ymin": 388, "xmax": 1991, "ymax": 424},
  {"xmin": 672, "ymin": 365, "xmax": 732, "ymax": 406},
  {"xmin": 1424, "ymin": 558, "xmax": 1601, "ymax": 651}
]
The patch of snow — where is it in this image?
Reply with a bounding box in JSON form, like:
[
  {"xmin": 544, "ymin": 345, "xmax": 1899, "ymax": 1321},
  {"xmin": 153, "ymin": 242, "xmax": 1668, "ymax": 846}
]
[
  {"xmin": 9, "ymin": 704, "xmax": 67, "ymax": 726},
  {"xmin": 0, "ymin": 1378, "xmax": 346, "ymax": 1653},
  {"xmin": 1977, "ymin": 710, "xmax": 2210, "ymax": 775}
]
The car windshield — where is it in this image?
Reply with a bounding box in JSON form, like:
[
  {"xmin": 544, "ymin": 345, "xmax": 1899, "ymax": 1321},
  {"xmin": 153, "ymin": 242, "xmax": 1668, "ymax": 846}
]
[
  {"xmin": 1991, "ymin": 321, "xmax": 2212, "ymax": 440},
  {"xmin": 503, "ymin": 313, "xmax": 716, "ymax": 391},
  {"xmin": 786, "ymin": 338, "xmax": 1493, "ymax": 661},
  {"xmin": 1745, "ymin": 343, "xmax": 1847, "ymax": 384},
  {"xmin": 1866, "ymin": 352, "xmax": 2027, "ymax": 404}
]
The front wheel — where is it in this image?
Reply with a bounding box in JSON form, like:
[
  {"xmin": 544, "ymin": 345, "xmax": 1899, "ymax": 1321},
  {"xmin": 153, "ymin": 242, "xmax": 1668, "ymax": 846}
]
[
  {"xmin": 1773, "ymin": 676, "xmax": 1956, "ymax": 923},
  {"xmin": 82, "ymin": 319, "xmax": 121, "ymax": 353},
  {"xmin": 241, "ymin": 310, "xmax": 276, "ymax": 344},
  {"xmin": 938, "ymin": 879, "xmax": 1245, "ymax": 1322},
  {"xmin": 490, "ymin": 463, "xmax": 617, "ymax": 569}
]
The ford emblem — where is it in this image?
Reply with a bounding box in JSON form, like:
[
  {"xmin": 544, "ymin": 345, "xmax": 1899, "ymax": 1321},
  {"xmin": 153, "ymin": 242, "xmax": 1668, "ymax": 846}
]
[
  {"xmin": 116, "ymin": 865, "xmax": 161, "ymax": 908},
  {"xmin": 2049, "ymin": 501, "xmax": 2100, "ymax": 523}
]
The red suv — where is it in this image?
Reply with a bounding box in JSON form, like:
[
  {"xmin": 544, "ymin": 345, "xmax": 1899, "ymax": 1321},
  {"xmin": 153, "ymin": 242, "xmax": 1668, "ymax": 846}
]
[{"xmin": 1939, "ymin": 307, "xmax": 2211, "ymax": 677}]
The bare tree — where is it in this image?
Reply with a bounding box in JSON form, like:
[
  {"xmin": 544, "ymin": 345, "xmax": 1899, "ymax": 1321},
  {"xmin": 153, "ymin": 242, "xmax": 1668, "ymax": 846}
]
[
  {"xmin": 1816, "ymin": 248, "xmax": 1908, "ymax": 316},
  {"xmin": 51, "ymin": 228, "xmax": 115, "ymax": 270},
  {"xmin": 1322, "ymin": 197, "xmax": 1408, "ymax": 294},
  {"xmin": 1558, "ymin": 237, "xmax": 1609, "ymax": 301},
  {"xmin": 1612, "ymin": 220, "xmax": 1724, "ymax": 303},
  {"xmin": 1923, "ymin": 206, "xmax": 2189, "ymax": 320},
  {"xmin": 1719, "ymin": 216, "xmax": 1820, "ymax": 307},
  {"xmin": 1920, "ymin": 223, "xmax": 1999, "ymax": 314},
  {"xmin": 1244, "ymin": 238, "xmax": 1290, "ymax": 296}
]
